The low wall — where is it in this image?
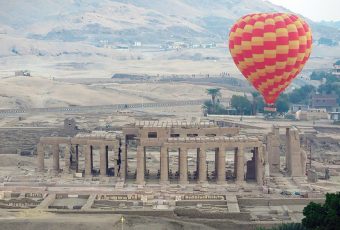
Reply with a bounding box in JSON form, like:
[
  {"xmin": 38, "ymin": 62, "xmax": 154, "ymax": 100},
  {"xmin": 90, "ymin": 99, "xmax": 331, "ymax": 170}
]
[
  {"xmin": 49, "ymin": 209, "xmax": 175, "ymax": 217},
  {"xmin": 176, "ymin": 200, "xmax": 228, "ymax": 206},
  {"xmin": 174, "ymin": 208, "xmax": 251, "ymax": 221},
  {"xmin": 93, "ymin": 200, "xmax": 143, "ymax": 207},
  {"xmin": 238, "ymin": 198, "xmax": 325, "ymax": 206}
]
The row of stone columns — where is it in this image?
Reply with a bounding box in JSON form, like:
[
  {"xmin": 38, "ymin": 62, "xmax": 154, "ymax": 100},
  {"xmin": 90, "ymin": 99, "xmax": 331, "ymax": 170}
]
[
  {"xmin": 135, "ymin": 145, "xmax": 254, "ymax": 185},
  {"xmin": 37, "ymin": 143, "xmax": 123, "ymax": 178},
  {"xmin": 37, "ymin": 141, "xmax": 263, "ymax": 185}
]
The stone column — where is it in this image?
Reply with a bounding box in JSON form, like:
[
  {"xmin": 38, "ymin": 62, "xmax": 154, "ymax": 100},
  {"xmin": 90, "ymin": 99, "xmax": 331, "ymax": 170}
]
[
  {"xmin": 179, "ymin": 147, "xmax": 188, "ymax": 184},
  {"xmin": 64, "ymin": 144, "xmax": 71, "ymax": 173},
  {"xmin": 217, "ymin": 146, "xmax": 226, "ymax": 184},
  {"xmin": 136, "ymin": 146, "xmax": 145, "ymax": 184},
  {"xmin": 84, "ymin": 145, "xmax": 92, "ymax": 177},
  {"xmin": 160, "ymin": 146, "xmax": 169, "ymax": 184},
  {"xmin": 198, "ymin": 147, "xmax": 207, "ymax": 183},
  {"xmin": 267, "ymin": 126, "xmax": 280, "ymax": 174},
  {"xmin": 52, "ymin": 144, "xmax": 60, "ymax": 174},
  {"xmin": 106, "ymin": 146, "xmax": 109, "ymax": 175},
  {"xmin": 100, "ymin": 144, "xmax": 107, "ymax": 177},
  {"xmin": 75, "ymin": 145, "xmax": 79, "ymax": 172},
  {"xmin": 114, "ymin": 145, "xmax": 120, "ymax": 177},
  {"xmin": 120, "ymin": 143, "xmax": 127, "ymax": 180},
  {"xmin": 37, "ymin": 143, "xmax": 44, "ymax": 172},
  {"xmin": 144, "ymin": 148, "xmax": 147, "ymax": 175},
  {"xmin": 255, "ymin": 146, "xmax": 265, "ymax": 185},
  {"xmin": 90, "ymin": 146, "xmax": 93, "ymax": 171},
  {"xmin": 215, "ymin": 148, "xmax": 219, "ymax": 178},
  {"xmin": 234, "ymin": 148, "xmax": 238, "ymax": 179},
  {"xmin": 286, "ymin": 127, "xmax": 304, "ymax": 177},
  {"xmin": 236, "ymin": 146, "xmax": 245, "ymax": 183}
]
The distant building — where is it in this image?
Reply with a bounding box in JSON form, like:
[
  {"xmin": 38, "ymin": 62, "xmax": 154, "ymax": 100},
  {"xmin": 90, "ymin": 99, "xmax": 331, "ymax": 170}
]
[
  {"xmin": 134, "ymin": 41, "xmax": 142, "ymax": 47},
  {"xmin": 291, "ymin": 104, "xmax": 309, "ymax": 113},
  {"xmin": 15, "ymin": 70, "xmax": 30, "ymax": 77},
  {"xmin": 296, "ymin": 108, "xmax": 329, "ymax": 121},
  {"xmin": 332, "ymin": 60, "xmax": 340, "ymax": 76},
  {"xmin": 310, "ymin": 94, "xmax": 338, "ymax": 111},
  {"xmin": 330, "ymin": 107, "xmax": 340, "ymax": 122}
]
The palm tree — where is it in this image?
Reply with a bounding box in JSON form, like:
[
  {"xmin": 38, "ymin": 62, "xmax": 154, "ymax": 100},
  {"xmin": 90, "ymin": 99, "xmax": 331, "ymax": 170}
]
[{"xmin": 206, "ymin": 88, "xmax": 221, "ymax": 106}]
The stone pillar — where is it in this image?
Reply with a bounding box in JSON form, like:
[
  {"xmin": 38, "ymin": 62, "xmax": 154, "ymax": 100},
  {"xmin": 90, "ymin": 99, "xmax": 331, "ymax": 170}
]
[
  {"xmin": 256, "ymin": 146, "xmax": 265, "ymax": 185},
  {"xmin": 215, "ymin": 148, "xmax": 219, "ymax": 178},
  {"xmin": 267, "ymin": 126, "xmax": 280, "ymax": 174},
  {"xmin": 144, "ymin": 148, "xmax": 147, "ymax": 176},
  {"xmin": 114, "ymin": 145, "xmax": 120, "ymax": 177},
  {"xmin": 198, "ymin": 147, "xmax": 207, "ymax": 183},
  {"xmin": 196, "ymin": 149, "xmax": 200, "ymax": 177},
  {"xmin": 179, "ymin": 147, "xmax": 188, "ymax": 184},
  {"xmin": 100, "ymin": 144, "xmax": 107, "ymax": 177},
  {"xmin": 106, "ymin": 146, "xmax": 109, "ymax": 175},
  {"xmin": 64, "ymin": 144, "xmax": 71, "ymax": 173},
  {"xmin": 286, "ymin": 128, "xmax": 291, "ymax": 172},
  {"xmin": 136, "ymin": 146, "xmax": 145, "ymax": 184},
  {"xmin": 160, "ymin": 146, "xmax": 169, "ymax": 184},
  {"xmin": 52, "ymin": 144, "xmax": 60, "ymax": 174},
  {"xmin": 120, "ymin": 143, "xmax": 127, "ymax": 180},
  {"xmin": 236, "ymin": 146, "xmax": 245, "ymax": 183},
  {"xmin": 37, "ymin": 143, "xmax": 44, "ymax": 172},
  {"xmin": 85, "ymin": 145, "xmax": 92, "ymax": 177},
  {"xmin": 75, "ymin": 145, "xmax": 79, "ymax": 172},
  {"xmin": 217, "ymin": 146, "xmax": 226, "ymax": 184},
  {"xmin": 234, "ymin": 148, "xmax": 238, "ymax": 179},
  {"xmin": 286, "ymin": 127, "xmax": 304, "ymax": 177}
]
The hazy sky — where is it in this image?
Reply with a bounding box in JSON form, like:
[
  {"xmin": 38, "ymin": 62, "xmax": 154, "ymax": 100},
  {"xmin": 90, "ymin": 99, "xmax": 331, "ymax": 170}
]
[{"xmin": 268, "ymin": 0, "xmax": 340, "ymax": 21}]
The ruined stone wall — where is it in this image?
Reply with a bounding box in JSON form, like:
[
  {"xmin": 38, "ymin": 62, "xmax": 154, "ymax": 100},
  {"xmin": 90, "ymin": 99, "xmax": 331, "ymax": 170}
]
[
  {"xmin": 0, "ymin": 128, "xmax": 77, "ymax": 154},
  {"xmin": 0, "ymin": 128, "xmax": 59, "ymax": 154},
  {"xmin": 176, "ymin": 201, "xmax": 228, "ymax": 206},
  {"xmin": 174, "ymin": 208, "xmax": 251, "ymax": 221},
  {"xmin": 238, "ymin": 198, "xmax": 325, "ymax": 206}
]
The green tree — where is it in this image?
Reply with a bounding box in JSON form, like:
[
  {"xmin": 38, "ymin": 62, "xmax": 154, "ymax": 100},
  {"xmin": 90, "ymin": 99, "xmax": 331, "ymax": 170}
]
[
  {"xmin": 202, "ymin": 99, "xmax": 226, "ymax": 115},
  {"xmin": 206, "ymin": 88, "xmax": 221, "ymax": 106},
  {"xmin": 275, "ymin": 94, "xmax": 290, "ymax": 114},
  {"xmin": 310, "ymin": 71, "xmax": 329, "ymax": 81},
  {"xmin": 288, "ymin": 85, "xmax": 316, "ymax": 105},
  {"xmin": 251, "ymin": 91, "xmax": 266, "ymax": 114},
  {"xmin": 318, "ymin": 37, "xmax": 338, "ymax": 46},
  {"xmin": 302, "ymin": 193, "xmax": 340, "ymax": 230},
  {"xmin": 231, "ymin": 95, "xmax": 252, "ymax": 115},
  {"xmin": 318, "ymin": 82, "xmax": 340, "ymax": 104},
  {"xmin": 202, "ymin": 100, "xmax": 213, "ymax": 114}
]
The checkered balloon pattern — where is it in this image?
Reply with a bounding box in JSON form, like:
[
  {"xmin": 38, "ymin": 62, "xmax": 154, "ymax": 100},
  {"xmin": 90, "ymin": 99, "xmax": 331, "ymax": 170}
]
[{"xmin": 229, "ymin": 13, "xmax": 312, "ymax": 104}]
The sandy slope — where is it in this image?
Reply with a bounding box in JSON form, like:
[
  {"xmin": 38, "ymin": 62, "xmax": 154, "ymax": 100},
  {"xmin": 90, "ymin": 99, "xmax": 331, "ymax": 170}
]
[{"xmin": 0, "ymin": 76, "xmax": 151, "ymax": 109}]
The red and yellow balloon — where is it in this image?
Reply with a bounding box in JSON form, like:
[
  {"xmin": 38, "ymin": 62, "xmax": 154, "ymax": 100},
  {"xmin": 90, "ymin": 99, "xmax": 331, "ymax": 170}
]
[{"xmin": 229, "ymin": 13, "xmax": 312, "ymax": 104}]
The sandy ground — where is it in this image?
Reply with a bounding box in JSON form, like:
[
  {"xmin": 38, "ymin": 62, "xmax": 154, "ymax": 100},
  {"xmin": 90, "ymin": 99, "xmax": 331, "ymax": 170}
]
[
  {"xmin": 103, "ymin": 82, "xmax": 244, "ymax": 102},
  {"xmin": 0, "ymin": 212, "xmax": 219, "ymax": 230},
  {"xmin": 0, "ymin": 73, "xmax": 242, "ymax": 110},
  {"xmin": 0, "ymin": 76, "xmax": 153, "ymax": 109},
  {"xmin": 0, "ymin": 44, "xmax": 337, "ymax": 79}
]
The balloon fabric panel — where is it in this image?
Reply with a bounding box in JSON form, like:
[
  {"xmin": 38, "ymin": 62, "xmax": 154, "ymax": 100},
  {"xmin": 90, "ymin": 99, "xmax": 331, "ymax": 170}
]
[{"xmin": 229, "ymin": 13, "xmax": 312, "ymax": 104}]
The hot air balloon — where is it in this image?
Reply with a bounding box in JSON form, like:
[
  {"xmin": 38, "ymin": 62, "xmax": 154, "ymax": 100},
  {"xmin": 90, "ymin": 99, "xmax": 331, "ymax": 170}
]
[{"xmin": 229, "ymin": 13, "xmax": 312, "ymax": 105}]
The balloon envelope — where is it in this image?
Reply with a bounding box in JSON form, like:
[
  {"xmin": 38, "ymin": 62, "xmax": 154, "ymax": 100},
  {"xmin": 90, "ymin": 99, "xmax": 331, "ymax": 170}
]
[{"xmin": 229, "ymin": 13, "xmax": 312, "ymax": 104}]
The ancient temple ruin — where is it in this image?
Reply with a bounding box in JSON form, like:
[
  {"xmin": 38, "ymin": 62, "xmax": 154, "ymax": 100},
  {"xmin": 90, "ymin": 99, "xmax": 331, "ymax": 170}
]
[{"xmin": 36, "ymin": 122, "xmax": 305, "ymax": 186}]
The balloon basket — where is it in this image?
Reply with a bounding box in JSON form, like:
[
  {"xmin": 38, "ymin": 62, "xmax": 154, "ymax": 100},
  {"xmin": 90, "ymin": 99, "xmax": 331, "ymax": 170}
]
[{"xmin": 264, "ymin": 105, "xmax": 277, "ymax": 113}]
